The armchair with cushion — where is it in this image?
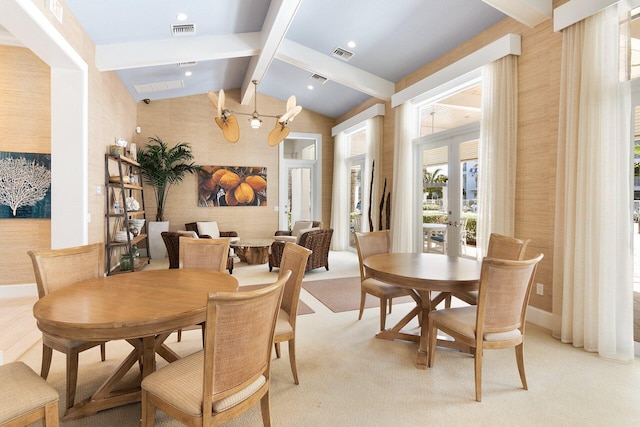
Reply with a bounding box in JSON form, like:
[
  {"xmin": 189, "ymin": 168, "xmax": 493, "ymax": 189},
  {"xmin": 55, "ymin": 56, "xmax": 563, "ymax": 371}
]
[
  {"xmin": 269, "ymin": 228, "xmax": 333, "ymax": 272},
  {"xmin": 274, "ymin": 220, "xmax": 323, "ymax": 243}
]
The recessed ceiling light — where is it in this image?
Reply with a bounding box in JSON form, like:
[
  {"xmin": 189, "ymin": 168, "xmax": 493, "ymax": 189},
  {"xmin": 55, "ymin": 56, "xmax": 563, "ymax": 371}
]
[
  {"xmin": 177, "ymin": 13, "xmax": 187, "ymax": 21},
  {"xmin": 307, "ymin": 85, "xmax": 314, "ymax": 90},
  {"xmin": 347, "ymin": 41, "xmax": 356, "ymax": 49},
  {"xmin": 184, "ymin": 71, "xmax": 192, "ymax": 77}
]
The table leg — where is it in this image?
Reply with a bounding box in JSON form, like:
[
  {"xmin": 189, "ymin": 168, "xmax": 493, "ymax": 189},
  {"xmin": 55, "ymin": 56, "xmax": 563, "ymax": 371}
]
[{"xmin": 416, "ymin": 290, "xmax": 433, "ymax": 369}]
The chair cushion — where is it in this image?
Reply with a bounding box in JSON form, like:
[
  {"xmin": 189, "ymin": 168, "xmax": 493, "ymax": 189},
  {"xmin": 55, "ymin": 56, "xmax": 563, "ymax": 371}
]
[
  {"xmin": 274, "ymin": 308, "xmax": 293, "ymax": 335},
  {"xmin": 0, "ymin": 362, "xmax": 59, "ymax": 423},
  {"xmin": 291, "ymin": 221, "xmax": 313, "ymax": 236},
  {"xmin": 197, "ymin": 221, "xmax": 220, "ymax": 238},
  {"xmin": 274, "ymin": 235, "xmax": 297, "ymax": 243},
  {"xmin": 142, "ymin": 350, "xmax": 267, "ymax": 416},
  {"xmin": 361, "ymin": 278, "xmax": 410, "ymax": 298},
  {"xmin": 429, "ymin": 306, "xmax": 522, "ymax": 342},
  {"xmin": 431, "ymin": 235, "xmax": 445, "ymax": 243},
  {"xmin": 177, "ymin": 230, "xmax": 199, "ymax": 239}
]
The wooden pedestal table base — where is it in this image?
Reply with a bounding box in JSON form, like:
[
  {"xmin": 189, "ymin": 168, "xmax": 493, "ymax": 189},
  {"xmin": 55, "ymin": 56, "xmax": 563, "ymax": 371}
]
[
  {"xmin": 231, "ymin": 239, "xmax": 273, "ymax": 265},
  {"xmin": 33, "ymin": 269, "xmax": 238, "ymax": 420},
  {"xmin": 363, "ymin": 253, "xmax": 481, "ymax": 369}
]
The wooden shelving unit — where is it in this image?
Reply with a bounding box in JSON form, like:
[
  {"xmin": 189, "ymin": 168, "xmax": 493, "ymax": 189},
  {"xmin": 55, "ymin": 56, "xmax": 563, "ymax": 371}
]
[{"xmin": 104, "ymin": 154, "xmax": 150, "ymax": 275}]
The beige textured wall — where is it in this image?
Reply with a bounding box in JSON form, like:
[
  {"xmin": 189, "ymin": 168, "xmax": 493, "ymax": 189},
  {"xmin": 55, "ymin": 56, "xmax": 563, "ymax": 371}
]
[
  {"xmin": 135, "ymin": 90, "xmax": 335, "ymax": 239},
  {"xmin": 339, "ymin": 16, "xmax": 561, "ymax": 311},
  {"xmin": 0, "ymin": 0, "xmax": 137, "ymax": 285}
]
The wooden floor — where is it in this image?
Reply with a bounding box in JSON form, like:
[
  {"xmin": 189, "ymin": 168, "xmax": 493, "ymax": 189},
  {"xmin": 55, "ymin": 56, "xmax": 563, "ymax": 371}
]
[{"xmin": 0, "ymin": 295, "xmax": 40, "ymax": 364}]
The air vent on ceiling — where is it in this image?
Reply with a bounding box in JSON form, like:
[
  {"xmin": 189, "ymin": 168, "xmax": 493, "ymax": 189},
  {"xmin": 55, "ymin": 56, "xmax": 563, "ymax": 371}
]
[
  {"xmin": 177, "ymin": 61, "xmax": 197, "ymax": 68},
  {"xmin": 309, "ymin": 73, "xmax": 329, "ymax": 84},
  {"xmin": 331, "ymin": 46, "xmax": 354, "ymax": 61},
  {"xmin": 171, "ymin": 24, "xmax": 196, "ymax": 37}
]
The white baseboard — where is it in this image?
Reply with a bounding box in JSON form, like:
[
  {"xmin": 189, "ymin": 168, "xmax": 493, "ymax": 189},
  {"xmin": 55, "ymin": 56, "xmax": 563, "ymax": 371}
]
[
  {"xmin": 0, "ymin": 283, "xmax": 37, "ymax": 299},
  {"xmin": 526, "ymin": 306, "xmax": 552, "ymax": 330}
]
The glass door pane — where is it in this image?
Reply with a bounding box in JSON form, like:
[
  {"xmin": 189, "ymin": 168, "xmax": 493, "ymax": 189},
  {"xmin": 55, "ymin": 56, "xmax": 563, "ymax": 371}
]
[
  {"xmin": 422, "ymin": 144, "xmax": 451, "ymax": 254},
  {"xmin": 348, "ymin": 161, "xmax": 363, "ymax": 248},
  {"xmin": 286, "ymin": 167, "xmax": 312, "ymax": 228}
]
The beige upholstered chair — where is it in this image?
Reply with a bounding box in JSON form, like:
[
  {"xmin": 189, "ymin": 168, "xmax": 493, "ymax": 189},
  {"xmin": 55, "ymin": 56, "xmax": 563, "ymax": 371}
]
[
  {"xmin": 427, "ymin": 254, "xmax": 544, "ymax": 401},
  {"xmin": 176, "ymin": 237, "xmax": 231, "ymax": 342},
  {"xmin": 0, "ymin": 361, "xmax": 59, "ymax": 427},
  {"xmin": 141, "ymin": 272, "xmax": 289, "ymax": 427},
  {"xmin": 453, "ymin": 233, "xmax": 531, "ymax": 305},
  {"xmin": 273, "ymin": 243, "xmax": 312, "ymax": 385},
  {"xmin": 27, "ymin": 243, "xmax": 107, "ymax": 410},
  {"xmin": 354, "ymin": 231, "xmax": 420, "ymax": 331}
]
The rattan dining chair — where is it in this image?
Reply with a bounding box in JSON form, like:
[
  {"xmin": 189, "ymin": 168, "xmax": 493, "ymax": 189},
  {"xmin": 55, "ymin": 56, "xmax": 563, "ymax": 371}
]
[
  {"xmin": 27, "ymin": 243, "xmax": 107, "ymax": 410},
  {"xmin": 176, "ymin": 237, "xmax": 231, "ymax": 342},
  {"xmin": 427, "ymin": 254, "xmax": 544, "ymax": 402},
  {"xmin": 453, "ymin": 233, "xmax": 531, "ymax": 305},
  {"xmin": 273, "ymin": 243, "xmax": 311, "ymax": 385},
  {"xmin": 141, "ymin": 271, "xmax": 289, "ymax": 427},
  {"xmin": 355, "ymin": 230, "xmax": 421, "ymax": 331}
]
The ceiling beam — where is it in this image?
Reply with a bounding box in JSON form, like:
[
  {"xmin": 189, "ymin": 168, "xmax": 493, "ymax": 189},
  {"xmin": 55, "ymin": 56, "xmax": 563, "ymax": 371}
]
[
  {"xmin": 482, "ymin": 0, "xmax": 551, "ymax": 28},
  {"xmin": 94, "ymin": 32, "xmax": 262, "ymax": 71},
  {"xmin": 240, "ymin": 0, "xmax": 302, "ymax": 105},
  {"xmin": 276, "ymin": 39, "xmax": 395, "ymax": 101}
]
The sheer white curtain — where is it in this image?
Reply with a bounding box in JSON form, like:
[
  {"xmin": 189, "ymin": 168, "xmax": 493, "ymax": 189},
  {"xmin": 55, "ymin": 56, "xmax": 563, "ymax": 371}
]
[
  {"xmin": 476, "ymin": 55, "xmax": 518, "ymax": 259},
  {"xmin": 364, "ymin": 116, "xmax": 382, "ymax": 231},
  {"xmin": 390, "ymin": 102, "xmax": 418, "ymax": 252},
  {"xmin": 552, "ymin": 3, "xmax": 634, "ymax": 361},
  {"xmin": 330, "ymin": 131, "xmax": 349, "ymax": 250}
]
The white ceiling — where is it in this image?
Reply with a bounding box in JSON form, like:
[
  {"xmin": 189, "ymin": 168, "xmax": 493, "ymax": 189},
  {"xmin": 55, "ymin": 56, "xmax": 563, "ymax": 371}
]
[{"xmin": 59, "ymin": 0, "xmax": 507, "ymax": 119}]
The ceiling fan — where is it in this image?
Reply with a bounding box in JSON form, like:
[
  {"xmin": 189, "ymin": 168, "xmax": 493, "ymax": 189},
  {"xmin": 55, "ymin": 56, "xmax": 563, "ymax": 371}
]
[{"xmin": 207, "ymin": 80, "xmax": 302, "ymax": 146}]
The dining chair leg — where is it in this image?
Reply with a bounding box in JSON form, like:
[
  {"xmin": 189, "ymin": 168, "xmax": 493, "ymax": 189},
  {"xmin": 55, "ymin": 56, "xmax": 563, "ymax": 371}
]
[
  {"xmin": 40, "ymin": 344, "xmax": 53, "ymax": 379},
  {"xmin": 260, "ymin": 392, "xmax": 272, "ymax": 427},
  {"xmin": 274, "ymin": 342, "xmax": 281, "ymax": 359},
  {"xmin": 474, "ymin": 347, "xmax": 483, "ymax": 402},
  {"xmin": 358, "ymin": 291, "xmax": 366, "ymax": 320},
  {"xmin": 177, "ymin": 328, "xmax": 182, "ymax": 342},
  {"xmin": 100, "ymin": 343, "xmax": 106, "ymax": 361},
  {"xmin": 141, "ymin": 389, "xmax": 156, "ymax": 427},
  {"xmin": 515, "ymin": 343, "xmax": 528, "ymax": 390},
  {"xmin": 388, "ymin": 298, "xmax": 393, "ymax": 314},
  {"xmin": 288, "ymin": 339, "xmax": 299, "ymax": 385},
  {"xmin": 66, "ymin": 350, "xmax": 80, "ymax": 409},
  {"xmin": 379, "ymin": 298, "xmax": 388, "ymax": 331}
]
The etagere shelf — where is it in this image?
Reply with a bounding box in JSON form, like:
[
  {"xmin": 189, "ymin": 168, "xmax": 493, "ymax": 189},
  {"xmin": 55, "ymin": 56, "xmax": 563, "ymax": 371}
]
[{"xmin": 104, "ymin": 153, "xmax": 150, "ymax": 275}]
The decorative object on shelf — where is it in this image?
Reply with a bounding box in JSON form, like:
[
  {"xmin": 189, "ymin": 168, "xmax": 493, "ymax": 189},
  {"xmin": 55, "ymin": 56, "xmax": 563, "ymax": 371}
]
[
  {"xmin": 132, "ymin": 244, "xmax": 140, "ymax": 260},
  {"xmin": 128, "ymin": 142, "xmax": 137, "ymax": 161},
  {"xmin": 119, "ymin": 253, "xmax": 131, "ymax": 271},
  {"xmin": 137, "ymin": 136, "xmax": 200, "ymax": 222},
  {"xmin": 0, "ymin": 151, "xmax": 51, "ymax": 218},
  {"xmin": 125, "ymin": 196, "xmax": 140, "ymax": 211},
  {"xmin": 109, "ymin": 175, "xmax": 130, "ymax": 184},
  {"xmin": 197, "ymin": 166, "xmax": 267, "ymax": 207},
  {"xmin": 114, "ymin": 230, "xmax": 133, "ymax": 242},
  {"xmin": 207, "ymin": 80, "xmax": 302, "ymax": 145},
  {"xmin": 129, "ymin": 218, "xmax": 145, "ymax": 235}
]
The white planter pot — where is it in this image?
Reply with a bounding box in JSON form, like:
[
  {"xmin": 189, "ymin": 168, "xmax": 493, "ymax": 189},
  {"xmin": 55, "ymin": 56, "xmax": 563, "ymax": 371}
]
[{"xmin": 148, "ymin": 221, "xmax": 169, "ymax": 259}]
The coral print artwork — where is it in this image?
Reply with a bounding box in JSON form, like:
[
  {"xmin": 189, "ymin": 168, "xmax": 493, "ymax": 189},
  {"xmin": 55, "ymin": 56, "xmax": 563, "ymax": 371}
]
[
  {"xmin": 198, "ymin": 166, "xmax": 266, "ymax": 207},
  {"xmin": 0, "ymin": 152, "xmax": 51, "ymax": 219}
]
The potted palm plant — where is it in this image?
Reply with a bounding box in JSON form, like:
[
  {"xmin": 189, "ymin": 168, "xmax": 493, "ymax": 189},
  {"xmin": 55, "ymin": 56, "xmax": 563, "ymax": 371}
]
[{"xmin": 137, "ymin": 136, "xmax": 200, "ymax": 258}]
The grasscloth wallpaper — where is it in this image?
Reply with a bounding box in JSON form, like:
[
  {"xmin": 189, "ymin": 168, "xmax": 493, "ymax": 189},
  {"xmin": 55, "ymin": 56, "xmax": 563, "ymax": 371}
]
[{"xmin": 3, "ymin": 0, "xmax": 564, "ymax": 314}]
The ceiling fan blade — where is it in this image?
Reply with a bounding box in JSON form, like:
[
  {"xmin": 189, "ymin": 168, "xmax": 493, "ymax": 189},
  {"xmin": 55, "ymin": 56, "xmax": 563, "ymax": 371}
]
[
  {"xmin": 222, "ymin": 114, "xmax": 240, "ymax": 143},
  {"xmin": 214, "ymin": 116, "xmax": 225, "ymax": 131},
  {"xmin": 279, "ymin": 105, "xmax": 302, "ymax": 123},
  {"xmin": 207, "ymin": 91, "xmax": 219, "ymax": 111},
  {"xmin": 268, "ymin": 123, "xmax": 290, "ymax": 146},
  {"xmin": 286, "ymin": 95, "xmax": 296, "ymax": 112}
]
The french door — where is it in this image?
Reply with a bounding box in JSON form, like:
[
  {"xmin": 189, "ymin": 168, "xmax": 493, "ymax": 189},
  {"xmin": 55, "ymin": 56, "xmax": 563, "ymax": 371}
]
[
  {"xmin": 278, "ymin": 133, "xmax": 322, "ymax": 230},
  {"xmin": 347, "ymin": 156, "xmax": 365, "ymax": 248},
  {"xmin": 415, "ymin": 123, "xmax": 479, "ymax": 257}
]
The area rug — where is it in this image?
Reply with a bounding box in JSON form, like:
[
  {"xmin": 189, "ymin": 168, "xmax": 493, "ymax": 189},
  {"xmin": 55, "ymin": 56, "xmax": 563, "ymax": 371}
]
[
  {"xmin": 302, "ymin": 276, "xmax": 415, "ymax": 313},
  {"xmin": 240, "ymin": 283, "xmax": 314, "ymax": 315}
]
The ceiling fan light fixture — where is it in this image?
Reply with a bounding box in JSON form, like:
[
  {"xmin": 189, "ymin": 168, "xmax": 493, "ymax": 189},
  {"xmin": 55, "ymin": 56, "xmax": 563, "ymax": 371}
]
[{"xmin": 249, "ymin": 113, "xmax": 262, "ymax": 129}]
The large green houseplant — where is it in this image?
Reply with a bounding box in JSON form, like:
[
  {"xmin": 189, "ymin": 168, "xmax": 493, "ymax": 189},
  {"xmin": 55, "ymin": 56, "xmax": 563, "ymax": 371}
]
[{"xmin": 137, "ymin": 136, "xmax": 200, "ymax": 222}]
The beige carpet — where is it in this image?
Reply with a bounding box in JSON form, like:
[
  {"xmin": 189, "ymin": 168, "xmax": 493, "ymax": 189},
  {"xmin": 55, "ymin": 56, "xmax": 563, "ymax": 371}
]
[
  {"xmin": 241, "ymin": 283, "xmax": 314, "ymax": 315},
  {"xmin": 302, "ymin": 276, "xmax": 414, "ymax": 313}
]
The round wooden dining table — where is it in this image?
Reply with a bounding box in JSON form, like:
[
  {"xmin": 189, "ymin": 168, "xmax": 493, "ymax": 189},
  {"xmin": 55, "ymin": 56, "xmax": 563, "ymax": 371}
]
[
  {"xmin": 33, "ymin": 268, "xmax": 238, "ymax": 420},
  {"xmin": 363, "ymin": 253, "xmax": 481, "ymax": 369}
]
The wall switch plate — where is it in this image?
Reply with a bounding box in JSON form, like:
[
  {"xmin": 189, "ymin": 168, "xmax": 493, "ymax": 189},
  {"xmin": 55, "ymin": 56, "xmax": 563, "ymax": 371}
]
[{"xmin": 536, "ymin": 283, "xmax": 544, "ymax": 296}]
